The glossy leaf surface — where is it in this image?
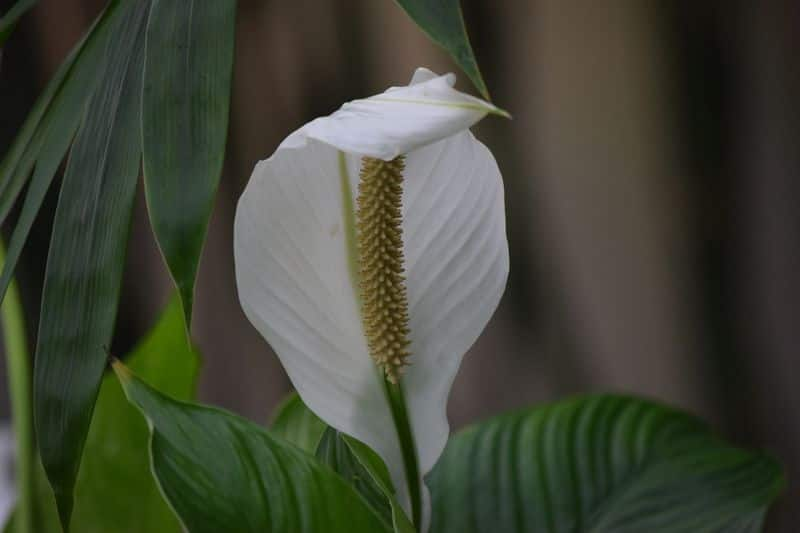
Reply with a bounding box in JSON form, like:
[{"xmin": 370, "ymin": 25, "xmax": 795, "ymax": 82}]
[
  {"xmin": 273, "ymin": 393, "xmax": 415, "ymax": 533},
  {"xmin": 319, "ymin": 430, "xmax": 416, "ymax": 533},
  {"xmin": 427, "ymin": 395, "xmax": 785, "ymax": 533},
  {"xmin": 316, "ymin": 428, "xmax": 395, "ymax": 528},
  {"xmin": 115, "ymin": 364, "xmax": 392, "ymax": 533}
]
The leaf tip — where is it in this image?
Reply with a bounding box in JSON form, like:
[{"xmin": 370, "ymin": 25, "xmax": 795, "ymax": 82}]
[
  {"xmin": 54, "ymin": 488, "xmax": 73, "ymax": 533},
  {"xmin": 472, "ymin": 74, "xmax": 490, "ymax": 102},
  {"xmin": 177, "ymin": 285, "xmax": 193, "ymax": 335},
  {"xmin": 111, "ymin": 358, "xmax": 132, "ymax": 383}
]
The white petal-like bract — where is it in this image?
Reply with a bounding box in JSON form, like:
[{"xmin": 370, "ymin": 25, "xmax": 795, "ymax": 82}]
[
  {"xmin": 285, "ymin": 67, "xmax": 507, "ymax": 161},
  {"xmin": 234, "ymin": 69, "xmax": 509, "ymax": 527}
]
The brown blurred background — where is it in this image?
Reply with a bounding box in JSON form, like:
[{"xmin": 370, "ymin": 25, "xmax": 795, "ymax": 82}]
[{"xmin": 1, "ymin": 0, "xmax": 798, "ymax": 530}]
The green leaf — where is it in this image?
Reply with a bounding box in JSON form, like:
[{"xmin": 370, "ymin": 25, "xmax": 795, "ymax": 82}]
[
  {"xmin": 0, "ymin": 239, "xmax": 35, "ymax": 533},
  {"xmin": 2, "ymin": 460, "xmax": 59, "ymax": 533},
  {"xmin": 0, "ymin": 1, "xmax": 129, "ymax": 305},
  {"xmin": 0, "ymin": 1, "xmax": 118, "ymax": 230},
  {"xmin": 113, "ymin": 363, "xmax": 392, "ymax": 533},
  {"xmin": 316, "ymin": 428, "xmax": 394, "ymax": 528},
  {"xmin": 141, "ymin": 0, "xmax": 236, "ymax": 327},
  {"xmin": 270, "ymin": 392, "xmax": 327, "ymax": 454},
  {"xmin": 7, "ymin": 297, "xmax": 198, "ymax": 532},
  {"xmin": 318, "ymin": 430, "xmax": 416, "ymax": 533},
  {"xmin": 393, "ymin": 0, "xmax": 488, "ymax": 99},
  {"xmin": 272, "ymin": 393, "xmax": 414, "ymax": 533},
  {"xmin": 0, "ymin": 0, "xmax": 38, "ymax": 46},
  {"xmin": 343, "ymin": 437, "xmax": 416, "ymax": 533},
  {"xmin": 33, "ymin": 2, "xmax": 150, "ymax": 528},
  {"xmin": 428, "ymin": 395, "xmax": 785, "ymax": 533},
  {"xmin": 70, "ymin": 297, "xmax": 198, "ymax": 532}
]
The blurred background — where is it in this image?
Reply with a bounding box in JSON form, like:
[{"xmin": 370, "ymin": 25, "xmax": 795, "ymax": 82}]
[{"xmin": 1, "ymin": 0, "xmax": 798, "ymax": 529}]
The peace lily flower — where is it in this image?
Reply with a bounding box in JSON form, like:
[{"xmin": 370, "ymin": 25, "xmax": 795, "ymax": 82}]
[{"xmin": 234, "ymin": 68, "xmax": 509, "ymax": 529}]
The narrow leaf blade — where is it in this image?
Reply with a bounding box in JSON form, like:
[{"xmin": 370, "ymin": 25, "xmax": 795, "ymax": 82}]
[
  {"xmin": 0, "ymin": 0, "xmax": 115, "ymax": 227},
  {"xmin": 142, "ymin": 0, "xmax": 236, "ymax": 327},
  {"xmin": 114, "ymin": 364, "xmax": 392, "ymax": 533},
  {"xmin": 0, "ymin": 0, "xmax": 38, "ymax": 46},
  {"xmin": 33, "ymin": 2, "xmax": 150, "ymax": 527},
  {"xmin": 393, "ymin": 0, "xmax": 488, "ymax": 98},
  {"xmin": 0, "ymin": 1, "xmax": 129, "ymax": 305}
]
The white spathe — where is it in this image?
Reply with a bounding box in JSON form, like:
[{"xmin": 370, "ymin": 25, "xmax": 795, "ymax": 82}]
[{"xmin": 234, "ymin": 68, "xmax": 509, "ymax": 528}]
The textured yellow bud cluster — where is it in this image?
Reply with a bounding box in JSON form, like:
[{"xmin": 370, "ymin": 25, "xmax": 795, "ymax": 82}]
[{"xmin": 356, "ymin": 156, "xmax": 412, "ymax": 384}]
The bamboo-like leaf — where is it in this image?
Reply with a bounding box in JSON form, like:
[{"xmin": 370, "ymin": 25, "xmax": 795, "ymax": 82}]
[
  {"xmin": 427, "ymin": 395, "xmax": 785, "ymax": 533},
  {"xmin": 0, "ymin": 1, "xmax": 129, "ymax": 305},
  {"xmin": 393, "ymin": 0, "xmax": 488, "ymax": 98},
  {"xmin": 0, "ymin": 0, "xmax": 38, "ymax": 46},
  {"xmin": 0, "ymin": 1, "xmax": 119, "ymax": 230},
  {"xmin": 114, "ymin": 363, "xmax": 392, "ymax": 533},
  {"xmin": 33, "ymin": 2, "xmax": 150, "ymax": 528},
  {"xmin": 142, "ymin": 0, "xmax": 236, "ymax": 326}
]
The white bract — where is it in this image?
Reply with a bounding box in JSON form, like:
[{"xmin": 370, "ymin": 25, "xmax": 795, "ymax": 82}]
[{"xmin": 234, "ymin": 68, "xmax": 509, "ymax": 528}]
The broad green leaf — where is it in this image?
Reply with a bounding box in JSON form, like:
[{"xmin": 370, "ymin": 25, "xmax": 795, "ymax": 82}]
[
  {"xmin": 70, "ymin": 297, "xmax": 197, "ymax": 532},
  {"xmin": 316, "ymin": 428, "xmax": 394, "ymax": 528},
  {"xmin": 0, "ymin": 0, "xmax": 37, "ymax": 46},
  {"xmin": 393, "ymin": 0, "xmax": 488, "ymax": 99},
  {"xmin": 270, "ymin": 392, "xmax": 327, "ymax": 453},
  {"xmin": 142, "ymin": 0, "xmax": 236, "ymax": 327},
  {"xmin": 7, "ymin": 297, "xmax": 198, "ymax": 532},
  {"xmin": 0, "ymin": 1, "xmax": 129, "ymax": 305},
  {"xmin": 273, "ymin": 393, "xmax": 414, "ymax": 533},
  {"xmin": 33, "ymin": 2, "xmax": 150, "ymax": 527},
  {"xmin": 343, "ymin": 436, "xmax": 416, "ymax": 533},
  {"xmin": 113, "ymin": 363, "xmax": 392, "ymax": 533},
  {"xmin": 428, "ymin": 395, "xmax": 785, "ymax": 533},
  {"xmin": 319, "ymin": 430, "xmax": 416, "ymax": 533}
]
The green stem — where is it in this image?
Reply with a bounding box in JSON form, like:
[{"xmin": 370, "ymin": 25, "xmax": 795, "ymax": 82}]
[
  {"xmin": 384, "ymin": 380, "xmax": 421, "ymax": 529},
  {"xmin": 0, "ymin": 241, "xmax": 33, "ymax": 533}
]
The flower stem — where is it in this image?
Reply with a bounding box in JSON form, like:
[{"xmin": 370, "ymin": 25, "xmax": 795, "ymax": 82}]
[
  {"xmin": 0, "ymin": 240, "xmax": 33, "ymax": 533},
  {"xmin": 384, "ymin": 379, "xmax": 421, "ymax": 528}
]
